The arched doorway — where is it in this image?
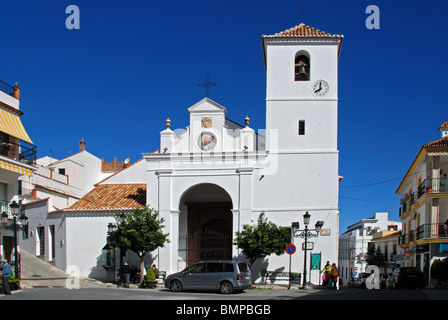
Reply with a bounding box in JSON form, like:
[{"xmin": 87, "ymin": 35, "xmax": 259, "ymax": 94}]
[{"xmin": 179, "ymin": 184, "xmax": 233, "ymax": 266}]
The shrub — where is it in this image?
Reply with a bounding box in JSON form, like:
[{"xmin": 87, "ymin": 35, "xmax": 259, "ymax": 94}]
[{"xmin": 145, "ymin": 268, "xmax": 156, "ymax": 281}]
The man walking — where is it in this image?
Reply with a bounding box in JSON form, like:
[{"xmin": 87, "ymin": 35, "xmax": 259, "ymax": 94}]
[
  {"xmin": 119, "ymin": 261, "xmax": 131, "ymax": 288},
  {"xmin": 1, "ymin": 260, "xmax": 11, "ymax": 295}
]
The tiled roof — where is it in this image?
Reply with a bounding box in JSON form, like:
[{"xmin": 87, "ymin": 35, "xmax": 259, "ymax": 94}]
[
  {"xmin": 64, "ymin": 184, "xmax": 146, "ymax": 212},
  {"xmin": 262, "ymin": 23, "xmax": 343, "ymax": 39},
  {"xmin": 439, "ymin": 122, "xmax": 448, "ymax": 130},
  {"xmin": 424, "ymin": 136, "xmax": 448, "ymax": 147}
]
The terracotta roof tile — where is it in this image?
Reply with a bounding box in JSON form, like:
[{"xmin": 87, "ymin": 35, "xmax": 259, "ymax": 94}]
[
  {"xmin": 263, "ymin": 23, "xmax": 343, "ymax": 39},
  {"xmin": 439, "ymin": 122, "xmax": 448, "ymax": 130},
  {"xmin": 424, "ymin": 136, "xmax": 448, "ymax": 147},
  {"xmin": 64, "ymin": 184, "xmax": 146, "ymax": 212}
]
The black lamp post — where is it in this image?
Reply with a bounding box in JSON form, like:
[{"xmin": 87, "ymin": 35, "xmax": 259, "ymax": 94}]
[
  {"xmin": 292, "ymin": 212, "xmax": 324, "ymax": 289},
  {"xmin": 1, "ymin": 201, "xmax": 28, "ymax": 279}
]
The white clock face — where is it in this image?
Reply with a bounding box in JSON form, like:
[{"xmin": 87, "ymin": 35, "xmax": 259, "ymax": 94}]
[
  {"xmin": 198, "ymin": 132, "xmax": 216, "ymax": 151},
  {"xmin": 312, "ymin": 80, "xmax": 329, "ymax": 97}
]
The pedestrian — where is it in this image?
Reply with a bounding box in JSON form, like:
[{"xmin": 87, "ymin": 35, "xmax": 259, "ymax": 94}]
[
  {"xmin": 330, "ymin": 263, "xmax": 339, "ymax": 290},
  {"xmin": 1, "ymin": 260, "xmax": 11, "ymax": 295},
  {"xmin": 119, "ymin": 261, "xmax": 131, "ymax": 288},
  {"xmin": 130, "ymin": 265, "xmax": 139, "ymax": 284},
  {"xmin": 320, "ymin": 261, "xmax": 331, "ymax": 286},
  {"xmin": 151, "ymin": 264, "xmax": 159, "ymax": 279}
]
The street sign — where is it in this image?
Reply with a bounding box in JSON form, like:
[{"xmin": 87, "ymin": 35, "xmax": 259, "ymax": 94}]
[
  {"xmin": 302, "ymin": 242, "xmax": 314, "ymax": 250},
  {"xmin": 286, "ymin": 244, "xmax": 296, "ymax": 255}
]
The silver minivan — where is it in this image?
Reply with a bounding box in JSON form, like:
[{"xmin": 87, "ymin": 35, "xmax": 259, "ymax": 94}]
[{"xmin": 164, "ymin": 260, "xmax": 251, "ymax": 294}]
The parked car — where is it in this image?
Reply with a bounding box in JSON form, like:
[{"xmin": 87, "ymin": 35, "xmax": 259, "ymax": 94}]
[
  {"xmin": 347, "ymin": 276, "xmax": 356, "ymax": 288},
  {"xmin": 358, "ymin": 272, "xmax": 370, "ymax": 289},
  {"xmin": 164, "ymin": 260, "xmax": 251, "ymax": 294},
  {"xmin": 389, "ymin": 267, "xmax": 425, "ymax": 289},
  {"xmin": 379, "ymin": 273, "xmax": 390, "ymax": 289}
]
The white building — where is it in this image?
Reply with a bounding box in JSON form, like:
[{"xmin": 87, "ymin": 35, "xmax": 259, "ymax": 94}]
[
  {"xmin": 0, "ymin": 79, "xmax": 36, "ymax": 269},
  {"xmin": 396, "ymin": 123, "xmax": 448, "ymax": 279},
  {"xmin": 338, "ymin": 212, "xmax": 402, "ymax": 285},
  {"xmin": 20, "ymin": 140, "xmax": 125, "ymax": 211},
  {"xmin": 20, "ymin": 23, "xmax": 344, "ymax": 284},
  {"xmin": 144, "ymin": 23, "xmax": 343, "ymax": 284},
  {"xmin": 19, "ymin": 140, "xmax": 133, "ymax": 269}
]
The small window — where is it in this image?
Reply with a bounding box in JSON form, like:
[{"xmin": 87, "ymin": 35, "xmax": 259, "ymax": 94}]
[
  {"xmin": 298, "ymin": 120, "xmax": 305, "ymax": 135},
  {"xmin": 58, "ymin": 168, "xmax": 66, "ymax": 175}
]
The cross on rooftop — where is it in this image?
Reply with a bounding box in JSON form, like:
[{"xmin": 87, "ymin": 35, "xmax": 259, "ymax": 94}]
[
  {"xmin": 298, "ymin": 3, "xmax": 306, "ymax": 20},
  {"xmin": 197, "ymin": 75, "xmax": 218, "ymax": 98}
]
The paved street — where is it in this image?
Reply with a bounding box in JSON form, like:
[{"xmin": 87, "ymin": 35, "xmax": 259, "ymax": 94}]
[{"xmin": 2, "ymin": 251, "xmax": 447, "ymax": 301}]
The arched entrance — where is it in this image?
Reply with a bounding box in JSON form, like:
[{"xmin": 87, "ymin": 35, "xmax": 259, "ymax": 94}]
[{"xmin": 179, "ymin": 184, "xmax": 233, "ymax": 266}]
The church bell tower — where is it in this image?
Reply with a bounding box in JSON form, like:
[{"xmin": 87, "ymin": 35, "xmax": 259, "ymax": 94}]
[{"xmin": 262, "ymin": 23, "xmax": 343, "ymax": 152}]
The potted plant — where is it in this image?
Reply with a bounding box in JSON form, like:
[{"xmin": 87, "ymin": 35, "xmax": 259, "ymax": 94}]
[{"xmin": 140, "ymin": 269, "xmax": 158, "ymax": 289}]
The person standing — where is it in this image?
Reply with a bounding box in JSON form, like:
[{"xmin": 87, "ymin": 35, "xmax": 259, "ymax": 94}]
[
  {"xmin": 1, "ymin": 260, "xmax": 11, "ymax": 295},
  {"xmin": 320, "ymin": 261, "xmax": 331, "ymax": 286},
  {"xmin": 330, "ymin": 263, "xmax": 339, "ymax": 290},
  {"xmin": 119, "ymin": 261, "xmax": 131, "ymax": 288}
]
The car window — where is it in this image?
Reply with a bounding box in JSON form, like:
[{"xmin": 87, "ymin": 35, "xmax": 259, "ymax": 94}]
[
  {"xmin": 238, "ymin": 263, "xmax": 248, "ymax": 272},
  {"xmin": 224, "ymin": 263, "xmax": 234, "ymax": 272},
  {"xmin": 186, "ymin": 263, "xmax": 205, "ymax": 273},
  {"xmin": 205, "ymin": 263, "xmax": 223, "ymax": 273}
]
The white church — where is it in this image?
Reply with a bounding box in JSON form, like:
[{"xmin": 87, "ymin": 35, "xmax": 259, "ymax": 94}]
[{"xmin": 21, "ymin": 23, "xmax": 343, "ymax": 285}]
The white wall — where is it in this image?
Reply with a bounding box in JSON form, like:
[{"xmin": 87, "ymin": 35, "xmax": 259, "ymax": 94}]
[{"xmin": 65, "ymin": 213, "xmax": 117, "ymax": 280}]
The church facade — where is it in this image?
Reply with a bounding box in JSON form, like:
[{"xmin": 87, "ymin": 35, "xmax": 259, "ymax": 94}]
[{"xmin": 143, "ymin": 23, "xmax": 343, "ymax": 284}]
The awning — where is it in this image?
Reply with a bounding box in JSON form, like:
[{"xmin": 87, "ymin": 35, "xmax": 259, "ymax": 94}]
[
  {"xmin": 0, "ymin": 108, "xmax": 33, "ymax": 144},
  {"xmin": 0, "ymin": 159, "xmax": 33, "ymax": 176}
]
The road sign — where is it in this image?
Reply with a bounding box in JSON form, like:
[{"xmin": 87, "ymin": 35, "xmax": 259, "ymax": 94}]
[
  {"xmin": 286, "ymin": 244, "xmax": 296, "ymax": 255},
  {"xmin": 302, "ymin": 242, "xmax": 314, "ymax": 250}
]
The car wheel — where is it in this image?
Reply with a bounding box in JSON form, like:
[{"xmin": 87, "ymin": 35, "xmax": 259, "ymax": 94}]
[
  {"xmin": 219, "ymin": 281, "xmax": 234, "ymax": 294},
  {"xmin": 169, "ymin": 280, "xmax": 182, "ymax": 292}
]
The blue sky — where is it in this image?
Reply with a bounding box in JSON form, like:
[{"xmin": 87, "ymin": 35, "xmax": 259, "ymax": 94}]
[{"xmin": 1, "ymin": 0, "xmax": 446, "ymax": 232}]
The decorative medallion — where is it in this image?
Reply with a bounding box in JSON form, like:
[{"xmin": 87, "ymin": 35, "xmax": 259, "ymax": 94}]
[
  {"xmin": 198, "ymin": 132, "xmax": 216, "ymax": 151},
  {"xmin": 201, "ymin": 117, "xmax": 212, "ymax": 128}
]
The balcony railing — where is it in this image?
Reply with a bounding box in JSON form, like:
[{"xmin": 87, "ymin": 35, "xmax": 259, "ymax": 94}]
[
  {"xmin": 0, "ymin": 200, "xmax": 13, "ymax": 219},
  {"xmin": 0, "ymin": 135, "xmax": 36, "ymax": 162},
  {"xmin": 418, "ymin": 178, "xmax": 448, "ymax": 198},
  {"xmin": 399, "ymin": 223, "xmax": 448, "ymax": 245},
  {"xmin": 0, "ymin": 80, "xmax": 14, "ymax": 96},
  {"xmin": 416, "ymin": 223, "xmax": 448, "ymax": 240}
]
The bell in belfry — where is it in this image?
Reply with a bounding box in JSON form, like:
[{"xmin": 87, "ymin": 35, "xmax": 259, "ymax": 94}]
[{"xmin": 296, "ymin": 62, "xmax": 308, "ymax": 80}]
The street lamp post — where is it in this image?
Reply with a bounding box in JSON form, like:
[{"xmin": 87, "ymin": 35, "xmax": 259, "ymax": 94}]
[
  {"xmin": 292, "ymin": 212, "xmax": 324, "ymax": 289},
  {"xmin": 1, "ymin": 201, "xmax": 28, "ymax": 280}
]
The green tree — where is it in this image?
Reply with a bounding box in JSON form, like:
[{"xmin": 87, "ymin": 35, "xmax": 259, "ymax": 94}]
[
  {"xmin": 366, "ymin": 243, "xmax": 385, "ymax": 267},
  {"xmin": 234, "ymin": 212, "xmax": 290, "ymax": 267},
  {"xmin": 107, "ymin": 206, "xmax": 169, "ymax": 284},
  {"xmin": 365, "ymin": 242, "xmax": 376, "ymax": 266}
]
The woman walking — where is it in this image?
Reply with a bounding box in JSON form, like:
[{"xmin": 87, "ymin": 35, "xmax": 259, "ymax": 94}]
[{"xmin": 330, "ymin": 263, "xmax": 339, "ymax": 290}]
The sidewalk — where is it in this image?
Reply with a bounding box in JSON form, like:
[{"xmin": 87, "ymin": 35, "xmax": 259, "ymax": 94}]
[{"xmin": 18, "ymin": 251, "xmax": 324, "ymax": 291}]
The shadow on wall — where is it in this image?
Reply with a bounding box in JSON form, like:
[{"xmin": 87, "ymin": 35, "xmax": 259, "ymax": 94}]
[{"xmin": 90, "ymin": 250, "xmax": 158, "ymax": 282}]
